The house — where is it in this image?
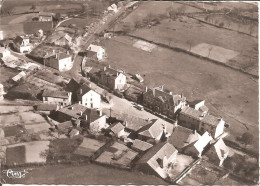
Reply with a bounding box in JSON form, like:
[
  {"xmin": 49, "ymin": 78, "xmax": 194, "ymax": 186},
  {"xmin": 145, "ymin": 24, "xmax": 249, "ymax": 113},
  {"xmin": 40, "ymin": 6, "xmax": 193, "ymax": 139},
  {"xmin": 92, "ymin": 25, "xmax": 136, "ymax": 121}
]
[
  {"xmin": 54, "ymin": 34, "xmax": 72, "ymax": 46},
  {"xmin": 55, "ymin": 120, "xmax": 73, "ymax": 135},
  {"xmin": 168, "ymin": 126, "xmax": 201, "ymax": 151},
  {"xmin": 143, "ymin": 86, "xmax": 186, "ymax": 119},
  {"xmin": 77, "ymin": 83, "xmax": 101, "ymax": 109},
  {"xmin": 134, "ymin": 73, "xmax": 144, "ymax": 82},
  {"xmin": 108, "ymin": 122, "xmax": 125, "ymax": 138},
  {"xmin": 0, "ymin": 47, "xmax": 11, "ymax": 58},
  {"xmin": 132, "ymin": 139, "xmax": 153, "ymax": 153},
  {"xmin": 38, "ymin": 29, "xmax": 44, "ymax": 37},
  {"xmin": 38, "ymin": 12, "xmax": 53, "ymax": 22},
  {"xmin": 42, "ymin": 89, "xmax": 72, "ymax": 107},
  {"xmin": 183, "ymin": 131, "xmax": 213, "ymax": 158},
  {"xmin": 0, "ymin": 84, "xmax": 6, "ymax": 101},
  {"xmin": 178, "ymin": 106, "xmax": 225, "ymax": 139},
  {"xmin": 188, "ymin": 100, "xmax": 208, "ymax": 113},
  {"xmin": 204, "ymin": 138, "xmax": 230, "ymax": 166},
  {"xmin": 100, "ymin": 66, "xmax": 126, "ymax": 90},
  {"xmin": 107, "ymin": 3, "xmax": 118, "ymax": 13},
  {"xmin": 87, "ymin": 44, "xmax": 105, "ymax": 61},
  {"xmin": 36, "ymin": 103, "xmax": 58, "ymax": 115},
  {"xmin": 13, "ymin": 36, "xmax": 32, "ymax": 53},
  {"xmin": 55, "ymin": 104, "xmax": 108, "ymax": 133},
  {"xmin": 136, "ymin": 142, "xmax": 178, "ymax": 179},
  {"xmin": 137, "ymin": 118, "xmax": 175, "ymax": 142},
  {"xmin": 44, "ymin": 52, "xmax": 73, "ymax": 71}
]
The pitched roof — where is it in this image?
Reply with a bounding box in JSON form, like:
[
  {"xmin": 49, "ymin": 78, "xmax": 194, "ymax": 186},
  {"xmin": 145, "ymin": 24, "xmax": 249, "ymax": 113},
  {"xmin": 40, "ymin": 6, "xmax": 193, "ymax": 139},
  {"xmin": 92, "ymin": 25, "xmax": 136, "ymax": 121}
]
[
  {"xmin": 202, "ymin": 114, "xmax": 223, "ymax": 126},
  {"xmin": 137, "ymin": 142, "xmax": 177, "ymax": 164},
  {"xmin": 42, "ymin": 89, "xmax": 71, "ymax": 99},
  {"xmin": 138, "ymin": 118, "xmax": 174, "ymax": 139},
  {"xmin": 194, "ymin": 131, "xmax": 212, "ymax": 153},
  {"xmin": 39, "ymin": 12, "xmax": 53, "ymax": 17},
  {"xmin": 87, "ymin": 44, "xmax": 104, "ymax": 53},
  {"xmin": 145, "ymin": 87, "xmax": 186, "ymax": 106},
  {"xmin": 67, "ymin": 78, "xmax": 81, "ymax": 92},
  {"xmin": 114, "ymin": 113, "xmax": 151, "ymax": 132},
  {"xmin": 188, "ymin": 100, "xmax": 204, "ymax": 107},
  {"xmin": 80, "ymin": 83, "xmax": 92, "ymax": 95},
  {"xmin": 168, "ymin": 126, "xmax": 200, "ymax": 149},
  {"xmin": 132, "ymin": 139, "xmax": 153, "ymax": 152},
  {"xmin": 180, "ymin": 106, "xmax": 203, "ymax": 119},
  {"xmin": 46, "ymin": 52, "xmax": 71, "ymax": 61},
  {"xmin": 110, "ymin": 122, "xmax": 124, "ymax": 134},
  {"xmin": 56, "ymin": 121, "xmax": 73, "ymax": 133},
  {"xmin": 85, "ymin": 108, "xmax": 104, "ymax": 123},
  {"xmin": 57, "ymin": 104, "xmax": 89, "ymax": 119}
]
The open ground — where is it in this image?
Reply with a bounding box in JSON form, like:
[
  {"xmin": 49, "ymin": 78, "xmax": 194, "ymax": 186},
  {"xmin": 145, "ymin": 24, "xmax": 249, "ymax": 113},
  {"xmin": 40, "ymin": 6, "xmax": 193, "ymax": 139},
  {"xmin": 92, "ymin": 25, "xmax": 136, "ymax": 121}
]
[{"xmin": 100, "ymin": 35, "xmax": 258, "ymax": 152}]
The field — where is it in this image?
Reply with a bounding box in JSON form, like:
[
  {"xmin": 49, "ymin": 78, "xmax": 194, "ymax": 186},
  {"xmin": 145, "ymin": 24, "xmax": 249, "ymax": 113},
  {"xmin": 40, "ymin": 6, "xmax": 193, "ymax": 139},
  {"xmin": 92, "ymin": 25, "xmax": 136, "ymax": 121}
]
[
  {"xmin": 0, "ymin": 66, "xmax": 19, "ymax": 88},
  {"xmin": 99, "ymin": 35, "xmax": 258, "ymax": 153},
  {"xmin": 4, "ymin": 164, "xmax": 168, "ymax": 184},
  {"xmin": 59, "ymin": 17, "xmax": 98, "ymax": 28}
]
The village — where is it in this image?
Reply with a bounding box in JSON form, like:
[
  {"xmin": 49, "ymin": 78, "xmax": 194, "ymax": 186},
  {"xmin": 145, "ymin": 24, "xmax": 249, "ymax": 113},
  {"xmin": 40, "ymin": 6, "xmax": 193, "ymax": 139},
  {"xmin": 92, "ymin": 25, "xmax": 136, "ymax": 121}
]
[{"xmin": 0, "ymin": 1, "xmax": 259, "ymax": 185}]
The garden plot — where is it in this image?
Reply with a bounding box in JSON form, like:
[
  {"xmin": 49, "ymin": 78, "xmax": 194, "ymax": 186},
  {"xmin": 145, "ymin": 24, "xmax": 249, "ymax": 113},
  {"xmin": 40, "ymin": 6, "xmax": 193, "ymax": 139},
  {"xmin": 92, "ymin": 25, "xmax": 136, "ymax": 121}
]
[
  {"xmin": 96, "ymin": 142, "xmax": 138, "ymax": 168},
  {"xmin": 0, "ymin": 111, "xmax": 47, "ymax": 127},
  {"xmin": 0, "ymin": 106, "xmax": 33, "ymax": 114},
  {"xmin": 191, "ymin": 43, "xmax": 239, "ymax": 63},
  {"xmin": 24, "ymin": 123, "xmax": 50, "ymax": 134},
  {"xmin": 133, "ymin": 40, "xmax": 157, "ymax": 52},
  {"xmin": 6, "ymin": 141, "xmax": 50, "ymax": 165}
]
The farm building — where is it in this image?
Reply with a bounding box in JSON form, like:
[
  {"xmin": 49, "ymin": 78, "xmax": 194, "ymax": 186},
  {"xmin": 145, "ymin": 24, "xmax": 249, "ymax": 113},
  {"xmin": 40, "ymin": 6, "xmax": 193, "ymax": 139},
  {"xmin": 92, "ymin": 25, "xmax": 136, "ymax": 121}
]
[
  {"xmin": 183, "ymin": 131, "xmax": 213, "ymax": 158},
  {"xmin": 168, "ymin": 126, "xmax": 200, "ymax": 152},
  {"xmin": 137, "ymin": 118, "xmax": 174, "ymax": 142},
  {"xmin": 87, "ymin": 44, "xmax": 105, "ymax": 61},
  {"xmin": 13, "ymin": 35, "xmax": 32, "ymax": 53},
  {"xmin": 38, "ymin": 12, "xmax": 53, "ymax": 22},
  {"xmin": 108, "ymin": 122, "xmax": 125, "ymax": 138},
  {"xmin": 100, "ymin": 66, "xmax": 127, "ymax": 90},
  {"xmin": 178, "ymin": 106, "xmax": 225, "ymax": 139},
  {"xmin": 44, "ymin": 52, "xmax": 73, "ymax": 71},
  {"xmin": 132, "ymin": 139, "xmax": 153, "ymax": 153},
  {"xmin": 136, "ymin": 142, "xmax": 178, "ymax": 179},
  {"xmin": 42, "ymin": 89, "xmax": 72, "ymax": 107},
  {"xmin": 11, "ymin": 71, "xmax": 26, "ymax": 82}
]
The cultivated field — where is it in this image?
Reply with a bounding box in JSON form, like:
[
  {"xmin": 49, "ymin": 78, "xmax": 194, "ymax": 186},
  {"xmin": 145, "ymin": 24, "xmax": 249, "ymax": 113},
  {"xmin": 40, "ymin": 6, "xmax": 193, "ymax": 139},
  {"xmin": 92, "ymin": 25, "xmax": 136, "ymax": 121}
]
[
  {"xmin": 100, "ymin": 35, "xmax": 258, "ymax": 152},
  {"xmin": 4, "ymin": 164, "xmax": 168, "ymax": 185}
]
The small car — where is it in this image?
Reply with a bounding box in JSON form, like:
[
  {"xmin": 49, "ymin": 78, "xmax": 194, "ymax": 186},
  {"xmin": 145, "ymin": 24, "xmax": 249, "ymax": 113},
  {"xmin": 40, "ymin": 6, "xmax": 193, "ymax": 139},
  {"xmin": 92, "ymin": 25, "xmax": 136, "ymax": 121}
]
[{"xmin": 136, "ymin": 104, "xmax": 144, "ymax": 111}]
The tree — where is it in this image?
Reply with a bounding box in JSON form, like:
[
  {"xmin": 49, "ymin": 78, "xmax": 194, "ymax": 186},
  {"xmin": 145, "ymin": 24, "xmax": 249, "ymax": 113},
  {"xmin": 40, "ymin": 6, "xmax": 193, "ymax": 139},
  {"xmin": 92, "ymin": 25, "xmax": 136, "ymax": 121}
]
[
  {"xmin": 54, "ymin": 12, "xmax": 61, "ymax": 22},
  {"xmin": 241, "ymin": 132, "xmax": 253, "ymax": 147},
  {"xmin": 30, "ymin": 4, "xmax": 36, "ymax": 13}
]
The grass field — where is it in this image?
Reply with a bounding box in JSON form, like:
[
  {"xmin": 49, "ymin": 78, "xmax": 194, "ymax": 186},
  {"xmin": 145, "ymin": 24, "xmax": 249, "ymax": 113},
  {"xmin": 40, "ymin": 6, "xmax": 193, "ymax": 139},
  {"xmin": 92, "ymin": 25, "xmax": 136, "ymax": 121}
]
[
  {"xmin": 128, "ymin": 16, "xmax": 258, "ymax": 77},
  {"xmin": 59, "ymin": 17, "xmax": 98, "ymax": 28},
  {"xmin": 4, "ymin": 164, "xmax": 167, "ymax": 184},
  {"xmin": 100, "ymin": 35, "xmax": 258, "ymax": 153}
]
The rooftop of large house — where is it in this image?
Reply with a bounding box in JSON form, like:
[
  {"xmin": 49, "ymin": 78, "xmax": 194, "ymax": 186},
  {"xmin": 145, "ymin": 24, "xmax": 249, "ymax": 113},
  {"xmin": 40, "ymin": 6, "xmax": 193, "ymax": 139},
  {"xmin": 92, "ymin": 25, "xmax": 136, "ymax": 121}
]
[
  {"xmin": 194, "ymin": 131, "xmax": 213, "ymax": 153},
  {"xmin": 132, "ymin": 139, "xmax": 153, "ymax": 152},
  {"xmin": 80, "ymin": 83, "xmax": 92, "ymax": 95},
  {"xmin": 138, "ymin": 118, "xmax": 174, "ymax": 139},
  {"xmin": 205, "ymin": 138, "xmax": 229, "ymax": 163},
  {"xmin": 181, "ymin": 106, "xmax": 223, "ymax": 126},
  {"xmin": 101, "ymin": 66, "xmax": 125, "ymax": 78},
  {"xmin": 168, "ymin": 126, "xmax": 200, "ymax": 149},
  {"xmin": 137, "ymin": 142, "xmax": 177, "ymax": 165},
  {"xmin": 145, "ymin": 86, "xmax": 186, "ymax": 105},
  {"xmin": 113, "ymin": 113, "xmax": 151, "ymax": 132},
  {"xmin": 57, "ymin": 104, "xmax": 89, "ymax": 119},
  {"xmin": 42, "ymin": 89, "xmax": 71, "ymax": 99}
]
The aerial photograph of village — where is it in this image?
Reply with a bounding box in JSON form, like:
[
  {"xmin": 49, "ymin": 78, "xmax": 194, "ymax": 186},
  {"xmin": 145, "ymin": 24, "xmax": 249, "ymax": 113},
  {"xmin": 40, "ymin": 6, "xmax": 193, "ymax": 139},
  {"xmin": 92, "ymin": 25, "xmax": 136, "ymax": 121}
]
[{"xmin": 0, "ymin": 0, "xmax": 258, "ymax": 185}]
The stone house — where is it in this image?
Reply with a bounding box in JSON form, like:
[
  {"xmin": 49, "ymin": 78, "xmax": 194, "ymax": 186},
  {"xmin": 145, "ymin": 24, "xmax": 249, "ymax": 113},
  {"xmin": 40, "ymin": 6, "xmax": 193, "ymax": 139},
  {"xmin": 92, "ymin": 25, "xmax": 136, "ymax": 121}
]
[
  {"xmin": 143, "ymin": 86, "xmax": 186, "ymax": 119},
  {"xmin": 42, "ymin": 89, "xmax": 72, "ymax": 107},
  {"xmin": 44, "ymin": 52, "xmax": 73, "ymax": 71}
]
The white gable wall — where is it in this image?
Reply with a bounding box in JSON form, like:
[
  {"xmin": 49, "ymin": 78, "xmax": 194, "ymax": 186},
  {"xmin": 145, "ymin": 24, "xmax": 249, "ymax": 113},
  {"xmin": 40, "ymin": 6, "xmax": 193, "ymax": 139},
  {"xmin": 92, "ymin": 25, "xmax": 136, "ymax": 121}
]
[{"xmin": 81, "ymin": 90, "xmax": 101, "ymax": 109}]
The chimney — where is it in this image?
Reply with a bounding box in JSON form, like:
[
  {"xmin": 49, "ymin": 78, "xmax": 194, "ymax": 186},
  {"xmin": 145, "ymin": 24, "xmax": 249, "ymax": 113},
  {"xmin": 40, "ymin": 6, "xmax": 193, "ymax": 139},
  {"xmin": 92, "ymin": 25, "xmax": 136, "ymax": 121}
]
[
  {"xmin": 85, "ymin": 115, "xmax": 88, "ymax": 121},
  {"xmin": 78, "ymin": 101, "xmax": 81, "ymax": 105},
  {"xmin": 145, "ymin": 86, "xmax": 148, "ymax": 92},
  {"xmin": 71, "ymin": 106, "xmax": 73, "ymax": 110},
  {"xmin": 80, "ymin": 88, "xmax": 82, "ymax": 94},
  {"xmin": 104, "ymin": 66, "xmax": 107, "ymax": 71},
  {"xmin": 169, "ymin": 91, "xmax": 172, "ymax": 95},
  {"xmin": 80, "ymin": 111, "xmax": 83, "ymax": 116},
  {"xmin": 116, "ymin": 72, "xmax": 119, "ymax": 76}
]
